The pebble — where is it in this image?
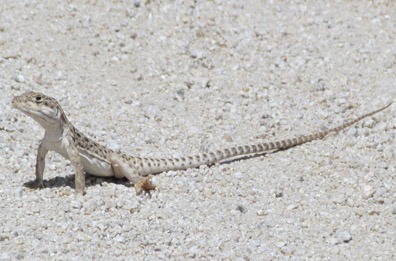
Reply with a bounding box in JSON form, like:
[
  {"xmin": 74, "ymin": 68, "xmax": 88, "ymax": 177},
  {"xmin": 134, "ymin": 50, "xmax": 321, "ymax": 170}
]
[
  {"xmin": 115, "ymin": 236, "xmax": 125, "ymax": 243},
  {"xmin": 236, "ymin": 205, "xmax": 247, "ymax": 213},
  {"xmin": 15, "ymin": 187, "xmax": 23, "ymax": 198},
  {"xmin": 276, "ymin": 241, "xmax": 287, "ymax": 248},
  {"xmin": 70, "ymin": 201, "xmax": 82, "ymax": 209},
  {"xmin": 362, "ymin": 185, "xmax": 375, "ymax": 199},
  {"xmin": 54, "ymin": 71, "xmax": 64, "ymax": 80},
  {"xmin": 335, "ymin": 231, "xmax": 352, "ymax": 243},
  {"xmin": 274, "ymin": 190, "xmax": 283, "ymax": 198},
  {"xmin": 107, "ymin": 141, "xmax": 121, "ymax": 152},
  {"xmin": 14, "ymin": 74, "xmax": 25, "ymax": 83},
  {"xmin": 256, "ymin": 209, "xmax": 267, "ymax": 216},
  {"xmin": 347, "ymin": 127, "xmax": 357, "ymax": 137},
  {"xmin": 110, "ymin": 56, "xmax": 120, "ymax": 63},
  {"xmin": 233, "ymin": 172, "xmax": 244, "ymax": 179},
  {"xmin": 1, "ymin": 252, "xmax": 10, "ymax": 259},
  {"xmin": 176, "ymin": 89, "xmax": 185, "ymax": 98},
  {"xmin": 82, "ymin": 16, "xmax": 91, "ymax": 27}
]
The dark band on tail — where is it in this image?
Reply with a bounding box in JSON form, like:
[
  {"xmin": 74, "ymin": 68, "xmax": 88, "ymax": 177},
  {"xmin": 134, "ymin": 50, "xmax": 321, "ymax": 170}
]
[{"xmin": 136, "ymin": 101, "xmax": 392, "ymax": 175}]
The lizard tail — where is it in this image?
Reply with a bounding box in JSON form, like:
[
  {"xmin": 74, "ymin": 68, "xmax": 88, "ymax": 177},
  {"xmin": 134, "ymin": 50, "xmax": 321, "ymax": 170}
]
[{"xmin": 137, "ymin": 102, "xmax": 392, "ymax": 175}]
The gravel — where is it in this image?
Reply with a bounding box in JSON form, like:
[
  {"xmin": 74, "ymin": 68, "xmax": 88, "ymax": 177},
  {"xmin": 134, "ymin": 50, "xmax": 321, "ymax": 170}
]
[{"xmin": 1, "ymin": 0, "xmax": 396, "ymax": 259}]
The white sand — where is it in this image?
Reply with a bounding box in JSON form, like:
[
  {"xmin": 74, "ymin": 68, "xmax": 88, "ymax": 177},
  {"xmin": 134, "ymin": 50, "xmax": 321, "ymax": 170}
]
[{"xmin": 1, "ymin": 0, "xmax": 396, "ymax": 259}]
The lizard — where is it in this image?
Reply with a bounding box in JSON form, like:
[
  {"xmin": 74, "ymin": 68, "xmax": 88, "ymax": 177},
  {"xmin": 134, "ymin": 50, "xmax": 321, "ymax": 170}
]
[{"xmin": 12, "ymin": 91, "xmax": 392, "ymax": 195}]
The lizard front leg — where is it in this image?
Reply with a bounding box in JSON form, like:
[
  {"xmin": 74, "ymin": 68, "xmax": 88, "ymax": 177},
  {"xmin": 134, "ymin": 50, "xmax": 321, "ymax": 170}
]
[
  {"xmin": 30, "ymin": 141, "xmax": 48, "ymax": 189},
  {"xmin": 108, "ymin": 153, "xmax": 156, "ymax": 193},
  {"xmin": 64, "ymin": 135, "xmax": 85, "ymax": 194}
]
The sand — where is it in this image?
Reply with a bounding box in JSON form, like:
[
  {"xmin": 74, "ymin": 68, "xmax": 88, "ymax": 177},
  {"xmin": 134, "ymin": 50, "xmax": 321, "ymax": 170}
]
[{"xmin": 1, "ymin": 0, "xmax": 396, "ymax": 259}]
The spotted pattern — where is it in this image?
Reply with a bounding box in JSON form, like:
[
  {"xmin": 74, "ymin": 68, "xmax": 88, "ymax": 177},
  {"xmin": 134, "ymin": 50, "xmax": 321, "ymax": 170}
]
[{"xmin": 13, "ymin": 91, "xmax": 392, "ymax": 181}]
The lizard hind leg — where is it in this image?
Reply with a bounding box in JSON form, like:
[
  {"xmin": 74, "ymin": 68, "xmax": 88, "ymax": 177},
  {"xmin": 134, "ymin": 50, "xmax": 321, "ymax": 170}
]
[{"xmin": 108, "ymin": 153, "xmax": 156, "ymax": 193}]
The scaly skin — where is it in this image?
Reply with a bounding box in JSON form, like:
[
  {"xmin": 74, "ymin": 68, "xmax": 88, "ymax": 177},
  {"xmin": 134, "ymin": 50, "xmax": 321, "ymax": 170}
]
[{"xmin": 12, "ymin": 91, "xmax": 392, "ymax": 194}]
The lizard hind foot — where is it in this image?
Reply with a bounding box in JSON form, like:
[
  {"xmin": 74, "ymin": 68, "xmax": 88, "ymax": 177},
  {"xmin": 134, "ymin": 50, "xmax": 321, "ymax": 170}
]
[
  {"xmin": 134, "ymin": 175, "xmax": 156, "ymax": 194},
  {"xmin": 109, "ymin": 153, "xmax": 156, "ymax": 193}
]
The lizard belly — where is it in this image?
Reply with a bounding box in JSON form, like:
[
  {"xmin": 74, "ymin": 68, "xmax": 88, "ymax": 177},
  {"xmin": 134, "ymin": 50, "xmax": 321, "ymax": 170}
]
[
  {"xmin": 45, "ymin": 140, "xmax": 114, "ymax": 177},
  {"xmin": 79, "ymin": 150, "xmax": 114, "ymax": 177}
]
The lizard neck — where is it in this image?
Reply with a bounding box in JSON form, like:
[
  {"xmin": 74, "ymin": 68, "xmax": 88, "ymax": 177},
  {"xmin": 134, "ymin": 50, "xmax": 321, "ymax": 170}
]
[
  {"xmin": 43, "ymin": 111, "xmax": 71, "ymax": 143},
  {"xmin": 43, "ymin": 121, "xmax": 66, "ymax": 142}
]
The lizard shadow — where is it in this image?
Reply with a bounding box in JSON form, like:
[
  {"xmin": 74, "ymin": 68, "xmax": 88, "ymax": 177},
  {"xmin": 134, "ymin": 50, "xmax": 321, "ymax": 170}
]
[{"xmin": 23, "ymin": 174, "xmax": 133, "ymax": 190}]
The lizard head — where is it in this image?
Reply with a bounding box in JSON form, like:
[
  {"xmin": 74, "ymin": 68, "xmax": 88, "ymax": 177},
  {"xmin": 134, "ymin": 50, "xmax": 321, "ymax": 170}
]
[{"xmin": 12, "ymin": 92, "xmax": 65, "ymax": 129}]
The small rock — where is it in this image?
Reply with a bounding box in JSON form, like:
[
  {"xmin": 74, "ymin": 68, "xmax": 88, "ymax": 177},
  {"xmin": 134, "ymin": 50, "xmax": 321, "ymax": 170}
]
[
  {"xmin": 314, "ymin": 79, "xmax": 326, "ymax": 91},
  {"xmin": 15, "ymin": 74, "xmax": 25, "ymax": 83},
  {"xmin": 362, "ymin": 185, "xmax": 375, "ymax": 199},
  {"xmin": 176, "ymin": 89, "xmax": 185, "ymax": 98},
  {"xmin": 167, "ymin": 171, "xmax": 177, "ymax": 177},
  {"xmin": 368, "ymin": 209, "xmax": 380, "ymax": 215},
  {"xmin": 55, "ymin": 71, "xmax": 64, "ymax": 80},
  {"xmin": 363, "ymin": 118, "xmax": 375, "ymax": 128},
  {"xmin": 233, "ymin": 172, "xmax": 244, "ymax": 179},
  {"xmin": 391, "ymin": 207, "xmax": 396, "ymax": 215},
  {"xmin": 82, "ymin": 16, "xmax": 91, "ymax": 27},
  {"xmin": 1, "ymin": 252, "xmax": 10, "ymax": 259},
  {"xmin": 347, "ymin": 127, "xmax": 357, "ymax": 137},
  {"xmin": 276, "ymin": 241, "xmax": 287, "ymax": 248},
  {"xmin": 335, "ymin": 230, "xmax": 352, "ymax": 243},
  {"xmin": 275, "ymin": 190, "xmax": 283, "ymax": 198},
  {"xmin": 329, "ymin": 237, "xmax": 338, "ymax": 245},
  {"xmin": 16, "ymin": 187, "xmax": 23, "ymax": 198},
  {"xmin": 256, "ymin": 209, "xmax": 267, "ymax": 216},
  {"xmin": 236, "ymin": 205, "xmax": 247, "ymax": 213},
  {"xmin": 377, "ymin": 162, "xmax": 388, "ymax": 170},
  {"xmin": 70, "ymin": 201, "xmax": 82, "ymax": 209},
  {"xmin": 34, "ymin": 73, "xmax": 44, "ymax": 85},
  {"xmin": 115, "ymin": 236, "xmax": 125, "ymax": 243},
  {"xmin": 110, "ymin": 56, "xmax": 120, "ymax": 63},
  {"xmin": 332, "ymin": 193, "xmax": 345, "ymax": 204},
  {"xmin": 105, "ymin": 200, "xmax": 116, "ymax": 210},
  {"xmin": 108, "ymin": 141, "xmax": 121, "ymax": 152},
  {"xmin": 223, "ymin": 134, "xmax": 233, "ymax": 142},
  {"xmin": 189, "ymin": 49, "xmax": 205, "ymax": 59}
]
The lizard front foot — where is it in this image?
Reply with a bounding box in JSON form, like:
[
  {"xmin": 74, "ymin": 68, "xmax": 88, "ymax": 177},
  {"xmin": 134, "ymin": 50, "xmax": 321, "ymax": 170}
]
[{"xmin": 75, "ymin": 180, "xmax": 86, "ymax": 195}]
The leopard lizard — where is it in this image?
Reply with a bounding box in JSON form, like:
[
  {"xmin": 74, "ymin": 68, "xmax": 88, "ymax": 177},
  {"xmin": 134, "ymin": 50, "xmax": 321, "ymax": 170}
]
[{"xmin": 12, "ymin": 91, "xmax": 392, "ymax": 194}]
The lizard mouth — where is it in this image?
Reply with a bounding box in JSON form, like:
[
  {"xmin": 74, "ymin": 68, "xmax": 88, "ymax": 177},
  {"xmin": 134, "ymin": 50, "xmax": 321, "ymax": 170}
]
[{"xmin": 12, "ymin": 98, "xmax": 46, "ymax": 124}]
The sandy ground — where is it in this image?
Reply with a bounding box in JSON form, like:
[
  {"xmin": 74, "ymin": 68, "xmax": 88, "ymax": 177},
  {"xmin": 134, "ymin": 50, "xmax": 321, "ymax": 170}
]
[{"xmin": 1, "ymin": 0, "xmax": 396, "ymax": 259}]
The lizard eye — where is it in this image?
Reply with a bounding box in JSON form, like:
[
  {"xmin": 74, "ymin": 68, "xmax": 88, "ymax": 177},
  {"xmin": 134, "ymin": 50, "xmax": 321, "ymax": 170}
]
[{"xmin": 35, "ymin": 96, "xmax": 43, "ymax": 103}]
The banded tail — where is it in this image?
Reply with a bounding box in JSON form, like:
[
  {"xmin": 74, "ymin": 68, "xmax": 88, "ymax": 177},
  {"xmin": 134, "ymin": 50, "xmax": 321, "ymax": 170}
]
[{"xmin": 135, "ymin": 102, "xmax": 392, "ymax": 175}]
